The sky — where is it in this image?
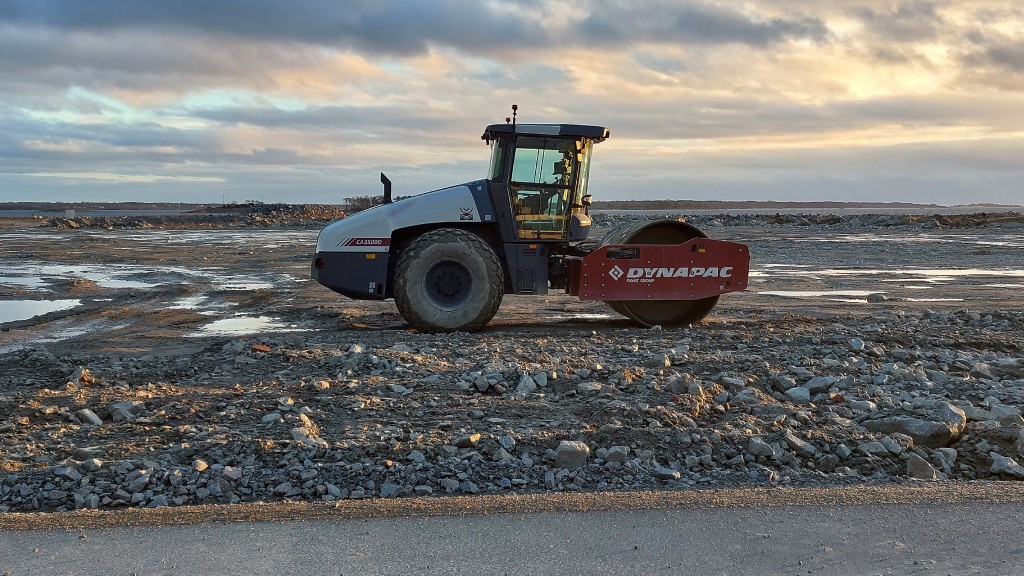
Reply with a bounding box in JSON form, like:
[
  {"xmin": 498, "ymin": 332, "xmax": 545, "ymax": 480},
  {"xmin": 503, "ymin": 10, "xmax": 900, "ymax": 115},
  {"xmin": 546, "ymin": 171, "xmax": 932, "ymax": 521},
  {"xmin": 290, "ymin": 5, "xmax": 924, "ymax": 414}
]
[{"xmin": 0, "ymin": 0, "xmax": 1022, "ymax": 206}]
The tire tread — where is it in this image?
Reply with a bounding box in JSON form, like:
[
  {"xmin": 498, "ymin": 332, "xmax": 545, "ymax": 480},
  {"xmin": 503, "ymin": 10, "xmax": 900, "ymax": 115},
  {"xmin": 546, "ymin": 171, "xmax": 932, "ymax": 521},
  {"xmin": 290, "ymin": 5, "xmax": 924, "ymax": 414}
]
[{"xmin": 394, "ymin": 228, "xmax": 503, "ymax": 332}]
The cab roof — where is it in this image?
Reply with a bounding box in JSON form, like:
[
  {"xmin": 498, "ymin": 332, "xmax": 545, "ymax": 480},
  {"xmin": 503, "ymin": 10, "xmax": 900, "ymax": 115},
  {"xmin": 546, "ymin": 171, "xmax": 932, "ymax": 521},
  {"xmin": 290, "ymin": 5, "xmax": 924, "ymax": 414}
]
[{"xmin": 482, "ymin": 123, "xmax": 610, "ymax": 143}]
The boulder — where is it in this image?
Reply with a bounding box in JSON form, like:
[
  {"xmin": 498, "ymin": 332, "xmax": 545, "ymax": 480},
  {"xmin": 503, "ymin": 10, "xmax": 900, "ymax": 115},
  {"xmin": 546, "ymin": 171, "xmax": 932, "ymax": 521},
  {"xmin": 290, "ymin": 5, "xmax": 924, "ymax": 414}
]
[
  {"xmin": 748, "ymin": 437, "xmax": 778, "ymax": 458},
  {"xmin": 805, "ymin": 376, "xmax": 839, "ymax": 394},
  {"xmin": 782, "ymin": 432, "xmax": 817, "ymax": 458},
  {"xmin": 555, "ymin": 440, "xmax": 590, "ymax": 468},
  {"xmin": 785, "ymin": 387, "xmax": 811, "ymax": 404},
  {"xmin": 863, "ymin": 403, "xmax": 966, "ymax": 448},
  {"xmin": 514, "ymin": 374, "xmax": 537, "ymax": 396},
  {"xmin": 990, "ymin": 453, "xmax": 1024, "ymax": 479},
  {"xmin": 906, "ymin": 454, "xmax": 937, "ymax": 480},
  {"xmin": 605, "ymin": 445, "xmax": 630, "ymax": 464}
]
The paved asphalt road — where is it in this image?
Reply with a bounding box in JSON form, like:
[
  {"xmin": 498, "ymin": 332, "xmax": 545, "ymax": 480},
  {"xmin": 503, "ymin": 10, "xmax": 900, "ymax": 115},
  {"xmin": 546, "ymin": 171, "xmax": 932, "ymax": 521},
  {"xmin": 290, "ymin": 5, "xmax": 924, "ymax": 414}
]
[{"xmin": 2, "ymin": 487, "xmax": 1023, "ymax": 575}]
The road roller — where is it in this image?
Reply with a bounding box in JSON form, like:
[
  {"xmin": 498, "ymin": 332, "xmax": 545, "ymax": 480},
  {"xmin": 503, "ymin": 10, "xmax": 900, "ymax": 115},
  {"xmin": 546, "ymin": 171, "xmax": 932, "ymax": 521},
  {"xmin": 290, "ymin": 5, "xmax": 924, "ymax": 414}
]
[{"xmin": 312, "ymin": 107, "xmax": 749, "ymax": 331}]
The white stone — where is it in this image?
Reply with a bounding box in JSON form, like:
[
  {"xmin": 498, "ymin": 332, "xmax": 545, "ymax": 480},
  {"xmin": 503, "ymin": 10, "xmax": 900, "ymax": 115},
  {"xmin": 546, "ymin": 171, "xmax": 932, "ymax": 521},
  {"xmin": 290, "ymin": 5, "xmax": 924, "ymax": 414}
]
[
  {"xmin": 75, "ymin": 409, "xmax": 103, "ymax": 426},
  {"xmin": 290, "ymin": 427, "xmax": 329, "ymax": 449},
  {"xmin": 555, "ymin": 440, "xmax": 590, "ymax": 468}
]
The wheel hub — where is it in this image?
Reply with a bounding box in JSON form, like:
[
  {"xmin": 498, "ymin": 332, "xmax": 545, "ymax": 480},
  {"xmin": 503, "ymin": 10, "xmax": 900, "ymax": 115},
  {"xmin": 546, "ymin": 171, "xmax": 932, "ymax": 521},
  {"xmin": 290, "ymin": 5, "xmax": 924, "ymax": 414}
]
[{"xmin": 426, "ymin": 261, "xmax": 472, "ymax": 307}]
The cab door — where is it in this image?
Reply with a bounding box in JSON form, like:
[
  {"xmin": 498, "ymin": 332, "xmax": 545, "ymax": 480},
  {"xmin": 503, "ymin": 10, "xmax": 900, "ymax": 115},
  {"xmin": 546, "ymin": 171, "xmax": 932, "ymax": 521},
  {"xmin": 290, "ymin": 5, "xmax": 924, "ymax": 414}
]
[{"xmin": 506, "ymin": 136, "xmax": 580, "ymax": 241}]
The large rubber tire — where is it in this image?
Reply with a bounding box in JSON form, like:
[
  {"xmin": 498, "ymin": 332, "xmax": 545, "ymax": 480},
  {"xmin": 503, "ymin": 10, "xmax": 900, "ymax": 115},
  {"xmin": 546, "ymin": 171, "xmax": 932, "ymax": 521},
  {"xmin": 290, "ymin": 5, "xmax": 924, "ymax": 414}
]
[
  {"xmin": 601, "ymin": 220, "xmax": 720, "ymax": 328},
  {"xmin": 393, "ymin": 228, "xmax": 503, "ymax": 332}
]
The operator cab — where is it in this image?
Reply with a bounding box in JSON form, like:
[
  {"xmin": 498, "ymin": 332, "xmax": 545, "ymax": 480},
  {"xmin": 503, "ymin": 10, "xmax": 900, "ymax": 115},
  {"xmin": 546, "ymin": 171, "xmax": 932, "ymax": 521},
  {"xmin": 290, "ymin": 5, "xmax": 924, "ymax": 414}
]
[{"xmin": 483, "ymin": 122, "xmax": 609, "ymax": 242}]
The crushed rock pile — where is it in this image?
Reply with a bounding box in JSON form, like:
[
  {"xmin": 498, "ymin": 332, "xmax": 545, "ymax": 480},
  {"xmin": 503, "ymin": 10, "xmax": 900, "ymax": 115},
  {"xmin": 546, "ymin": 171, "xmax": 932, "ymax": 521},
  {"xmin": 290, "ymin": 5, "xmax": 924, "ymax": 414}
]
[{"xmin": 2, "ymin": 308, "xmax": 1023, "ymax": 512}]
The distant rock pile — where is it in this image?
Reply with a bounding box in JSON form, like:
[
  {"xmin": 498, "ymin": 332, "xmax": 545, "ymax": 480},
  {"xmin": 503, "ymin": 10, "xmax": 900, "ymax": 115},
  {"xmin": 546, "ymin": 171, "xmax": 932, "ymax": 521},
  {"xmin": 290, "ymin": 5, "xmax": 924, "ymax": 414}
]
[
  {"xmin": 592, "ymin": 211, "xmax": 1024, "ymax": 230},
  {"xmin": 40, "ymin": 206, "xmax": 1024, "ymax": 231},
  {"xmin": 47, "ymin": 204, "xmax": 347, "ymax": 230}
]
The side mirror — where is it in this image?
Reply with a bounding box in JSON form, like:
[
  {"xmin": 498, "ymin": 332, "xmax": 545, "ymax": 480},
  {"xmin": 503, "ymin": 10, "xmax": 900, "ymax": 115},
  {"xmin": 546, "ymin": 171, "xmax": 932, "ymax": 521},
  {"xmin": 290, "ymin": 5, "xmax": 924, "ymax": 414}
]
[{"xmin": 581, "ymin": 195, "xmax": 593, "ymax": 207}]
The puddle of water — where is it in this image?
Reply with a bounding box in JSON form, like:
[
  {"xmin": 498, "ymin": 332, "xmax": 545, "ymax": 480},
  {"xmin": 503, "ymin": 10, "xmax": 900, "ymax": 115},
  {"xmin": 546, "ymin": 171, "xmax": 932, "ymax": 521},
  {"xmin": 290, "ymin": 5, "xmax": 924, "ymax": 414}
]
[
  {"xmin": 191, "ymin": 315, "xmax": 307, "ymax": 337},
  {"xmin": 169, "ymin": 295, "xmax": 208, "ymax": 310},
  {"xmin": 550, "ymin": 313, "xmax": 617, "ymax": 321},
  {"xmin": 2, "ymin": 263, "xmax": 162, "ymax": 289},
  {"xmin": 95, "ymin": 230, "xmax": 316, "ymax": 247},
  {"xmin": 41, "ymin": 320, "xmax": 131, "ymax": 343},
  {"xmin": 96, "ymin": 278, "xmax": 159, "ymax": 289},
  {"xmin": 2, "ymin": 262, "xmax": 295, "ymax": 297},
  {"xmin": 0, "ymin": 276, "xmax": 50, "ymax": 289},
  {"xmin": 0, "ymin": 319, "xmax": 135, "ymax": 353},
  {"xmin": 905, "ymin": 297, "xmax": 965, "ymax": 302},
  {"xmin": 169, "ymin": 295, "xmax": 236, "ymax": 316},
  {"xmin": 880, "ymin": 278, "xmax": 951, "ymax": 284},
  {"xmin": 757, "ymin": 291, "xmax": 966, "ymax": 304},
  {"xmin": 0, "ymin": 299, "xmax": 81, "ymax": 323},
  {"xmin": 759, "ymin": 290, "xmax": 879, "ymax": 298},
  {"xmin": 759, "ymin": 267, "xmax": 1024, "ymax": 279},
  {"xmin": 793, "ymin": 233, "xmax": 1024, "ymax": 249},
  {"xmin": 217, "ymin": 281, "xmax": 275, "ymax": 291}
]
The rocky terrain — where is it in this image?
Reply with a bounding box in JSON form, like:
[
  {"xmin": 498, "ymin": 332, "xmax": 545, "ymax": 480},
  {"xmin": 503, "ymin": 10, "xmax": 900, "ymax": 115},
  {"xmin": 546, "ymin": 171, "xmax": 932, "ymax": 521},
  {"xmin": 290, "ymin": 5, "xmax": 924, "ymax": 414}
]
[{"xmin": 1, "ymin": 211, "xmax": 1023, "ymax": 513}]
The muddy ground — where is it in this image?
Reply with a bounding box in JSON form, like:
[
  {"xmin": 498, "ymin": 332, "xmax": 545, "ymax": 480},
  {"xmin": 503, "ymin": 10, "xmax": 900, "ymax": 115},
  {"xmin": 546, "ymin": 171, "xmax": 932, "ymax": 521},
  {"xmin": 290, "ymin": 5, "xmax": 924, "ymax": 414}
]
[{"xmin": 1, "ymin": 212, "xmax": 1023, "ymax": 512}]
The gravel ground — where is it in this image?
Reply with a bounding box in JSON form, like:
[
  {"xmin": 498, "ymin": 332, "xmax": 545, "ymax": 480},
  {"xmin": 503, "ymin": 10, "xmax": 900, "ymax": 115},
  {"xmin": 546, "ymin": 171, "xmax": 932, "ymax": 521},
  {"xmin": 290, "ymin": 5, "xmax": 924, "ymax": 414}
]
[{"xmin": 1, "ymin": 211, "xmax": 1023, "ymax": 513}]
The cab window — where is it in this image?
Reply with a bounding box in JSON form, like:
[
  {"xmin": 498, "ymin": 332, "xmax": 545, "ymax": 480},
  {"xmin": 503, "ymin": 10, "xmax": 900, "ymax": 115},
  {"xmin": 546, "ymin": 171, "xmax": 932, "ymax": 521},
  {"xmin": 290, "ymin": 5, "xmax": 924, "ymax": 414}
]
[{"xmin": 509, "ymin": 137, "xmax": 578, "ymax": 240}]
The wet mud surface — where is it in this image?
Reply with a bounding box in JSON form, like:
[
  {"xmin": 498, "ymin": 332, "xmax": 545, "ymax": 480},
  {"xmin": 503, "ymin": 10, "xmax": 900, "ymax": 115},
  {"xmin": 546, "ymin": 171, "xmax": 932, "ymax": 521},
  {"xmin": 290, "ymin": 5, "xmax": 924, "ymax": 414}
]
[{"xmin": 3, "ymin": 221, "xmax": 1023, "ymax": 348}]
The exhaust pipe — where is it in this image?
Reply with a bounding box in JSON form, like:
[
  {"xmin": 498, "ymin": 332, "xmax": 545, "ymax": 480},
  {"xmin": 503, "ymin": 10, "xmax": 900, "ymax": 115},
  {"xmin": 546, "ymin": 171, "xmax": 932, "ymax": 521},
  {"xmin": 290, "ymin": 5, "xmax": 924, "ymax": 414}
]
[{"xmin": 381, "ymin": 172, "xmax": 392, "ymax": 204}]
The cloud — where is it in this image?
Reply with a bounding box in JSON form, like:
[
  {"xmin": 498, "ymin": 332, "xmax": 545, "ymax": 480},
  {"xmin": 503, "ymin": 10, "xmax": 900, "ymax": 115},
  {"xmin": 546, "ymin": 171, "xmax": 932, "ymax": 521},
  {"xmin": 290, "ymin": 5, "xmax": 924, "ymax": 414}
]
[
  {"xmin": 851, "ymin": 1, "xmax": 945, "ymax": 43},
  {"xmin": 0, "ymin": 0, "xmax": 546, "ymax": 56},
  {"xmin": 959, "ymin": 15, "xmax": 1024, "ymax": 90},
  {"xmin": 1, "ymin": 0, "xmax": 832, "ymax": 70},
  {"xmin": 0, "ymin": 1, "xmax": 1021, "ymax": 205},
  {"xmin": 966, "ymin": 37, "xmax": 1024, "ymax": 73},
  {"xmin": 577, "ymin": 0, "xmax": 830, "ymax": 47}
]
